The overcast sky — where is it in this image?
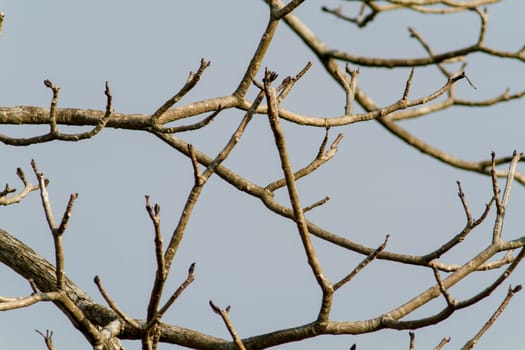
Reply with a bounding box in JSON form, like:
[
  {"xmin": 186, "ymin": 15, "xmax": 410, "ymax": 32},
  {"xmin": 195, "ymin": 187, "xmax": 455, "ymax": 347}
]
[{"xmin": 1, "ymin": 1, "xmax": 525, "ymax": 349}]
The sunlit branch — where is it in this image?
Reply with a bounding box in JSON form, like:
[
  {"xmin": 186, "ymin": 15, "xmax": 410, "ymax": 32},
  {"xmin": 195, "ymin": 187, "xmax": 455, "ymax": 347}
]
[
  {"xmin": 0, "ymin": 167, "xmax": 40, "ymax": 206},
  {"xmin": 0, "ymin": 291, "xmax": 61, "ymax": 311},
  {"xmin": 209, "ymin": 301, "xmax": 247, "ymax": 350}
]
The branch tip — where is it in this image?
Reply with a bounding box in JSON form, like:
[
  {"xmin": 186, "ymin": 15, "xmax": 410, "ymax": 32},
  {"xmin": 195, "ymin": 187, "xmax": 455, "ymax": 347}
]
[
  {"xmin": 209, "ymin": 300, "xmax": 220, "ymax": 314},
  {"xmin": 188, "ymin": 262, "xmax": 196, "ymax": 275}
]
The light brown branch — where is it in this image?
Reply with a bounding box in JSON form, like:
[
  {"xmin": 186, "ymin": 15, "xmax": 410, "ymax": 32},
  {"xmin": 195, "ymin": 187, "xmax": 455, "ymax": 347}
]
[
  {"xmin": 491, "ymin": 151, "xmax": 522, "ymax": 243},
  {"xmin": 151, "ymin": 59, "xmax": 211, "ymax": 125},
  {"xmin": 0, "ymin": 82, "xmax": 113, "ymax": 146},
  {"xmin": 0, "ymin": 167, "xmax": 40, "ymax": 206},
  {"xmin": 333, "ymin": 235, "xmax": 389, "ymax": 291},
  {"xmin": 265, "ymin": 132, "xmax": 344, "ymax": 192},
  {"xmin": 303, "ymin": 196, "xmax": 330, "ymax": 213},
  {"xmin": 262, "ymin": 69, "xmax": 332, "ymax": 322},
  {"xmin": 31, "ymin": 160, "xmax": 77, "ymax": 290},
  {"xmin": 159, "ymin": 107, "xmax": 221, "ymax": 134},
  {"xmin": 163, "ymin": 90, "xmax": 262, "ymax": 275},
  {"xmin": 277, "ymin": 61, "xmax": 312, "ymax": 102},
  {"xmin": 431, "ymin": 265, "xmax": 456, "ymax": 306},
  {"xmin": 36, "ymin": 329, "xmax": 57, "ymax": 350},
  {"xmin": 209, "ymin": 301, "xmax": 247, "ymax": 350},
  {"xmin": 409, "ymin": 331, "xmax": 415, "ymax": 350},
  {"xmin": 151, "ymin": 263, "xmax": 195, "ymax": 328},
  {"xmin": 233, "ymin": 9, "xmax": 280, "ymax": 98},
  {"xmin": 94, "ymin": 276, "xmax": 140, "ymax": 329},
  {"xmin": 461, "ymin": 285, "xmax": 522, "ymax": 350},
  {"xmin": 0, "ymin": 291, "xmax": 61, "ymax": 311},
  {"xmin": 434, "ymin": 337, "xmax": 451, "ymax": 350},
  {"xmin": 145, "ymin": 195, "xmax": 168, "ymax": 323}
]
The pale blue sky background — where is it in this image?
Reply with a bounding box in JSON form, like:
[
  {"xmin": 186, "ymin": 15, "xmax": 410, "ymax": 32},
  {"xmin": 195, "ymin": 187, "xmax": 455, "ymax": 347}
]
[{"xmin": 1, "ymin": 1, "xmax": 524, "ymax": 349}]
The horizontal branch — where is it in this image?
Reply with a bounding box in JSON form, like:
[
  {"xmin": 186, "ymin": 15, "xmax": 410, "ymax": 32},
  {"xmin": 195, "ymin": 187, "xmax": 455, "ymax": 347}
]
[{"xmin": 0, "ymin": 290, "xmax": 61, "ymax": 311}]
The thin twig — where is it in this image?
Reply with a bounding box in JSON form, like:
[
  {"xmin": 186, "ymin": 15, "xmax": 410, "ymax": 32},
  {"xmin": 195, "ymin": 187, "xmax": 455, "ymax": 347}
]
[
  {"xmin": 145, "ymin": 195, "xmax": 167, "ymax": 323},
  {"xmin": 93, "ymin": 275, "xmax": 140, "ymax": 329},
  {"xmin": 265, "ymin": 132, "xmax": 344, "ymax": 192},
  {"xmin": 262, "ymin": 68, "xmax": 332, "ymax": 321},
  {"xmin": 160, "ymin": 107, "xmax": 221, "ymax": 134},
  {"xmin": 31, "ymin": 160, "xmax": 76, "ymax": 290},
  {"xmin": 151, "ymin": 59, "xmax": 211, "ymax": 124},
  {"xmin": 492, "ymin": 151, "xmax": 522, "ymax": 243},
  {"xmin": 461, "ymin": 285, "xmax": 522, "ymax": 350},
  {"xmin": 209, "ymin": 301, "xmax": 247, "ymax": 350},
  {"xmin": 434, "ymin": 337, "xmax": 451, "ymax": 350},
  {"xmin": 0, "ymin": 167, "xmax": 40, "ymax": 205},
  {"xmin": 35, "ymin": 329, "xmax": 57, "ymax": 350},
  {"xmin": 303, "ymin": 196, "xmax": 330, "ymax": 213},
  {"xmin": 0, "ymin": 291, "xmax": 61, "ymax": 311},
  {"xmin": 44, "ymin": 80, "xmax": 60, "ymax": 134},
  {"xmin": 334, "ymin": 235, "xmax": 389, "ymax": 291},
  {"xmin": 162, "ymin": 88, "xmax": 262, "ymax": 279},
  {"xmin": 345, "ymin": 64, "xmax": 359, "ymax": 115},
  {"xmin": 409, "ymin": 331, "xmax": 415, "ymax": 350},
  {"xmin": 431, "ymin": 265, "xmax": 456, "ymax": 306},
  {"xmin": 146, "ymin": 263, "xmax": 196, "ymax": 330},
  {"xmin": 277, "ymin": 61, "xmax": 312, "ymax": 102}
]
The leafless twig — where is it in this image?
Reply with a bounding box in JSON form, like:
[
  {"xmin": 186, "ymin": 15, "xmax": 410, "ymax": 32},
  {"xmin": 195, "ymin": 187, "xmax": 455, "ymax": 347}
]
[{"xmin": 209, "ymin": 301, "xmax": 246, "ymax": 350}]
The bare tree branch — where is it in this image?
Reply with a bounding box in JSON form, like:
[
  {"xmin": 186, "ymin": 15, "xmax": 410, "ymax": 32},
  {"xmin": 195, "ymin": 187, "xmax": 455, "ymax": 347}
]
[
  {"xmin": 0, "ymin": 167, "xmax": 40, "ymax": 206},
  {"xmin": 461, "ymin": 285, "xmax": 522, "ymax": 350},
  {"xmin": 209, "ymin": 301, "xmax": 247, "ymax": 350},
  {"xmin": 36, "ymin": 329, "xmax": 57, "ymax": 350}
]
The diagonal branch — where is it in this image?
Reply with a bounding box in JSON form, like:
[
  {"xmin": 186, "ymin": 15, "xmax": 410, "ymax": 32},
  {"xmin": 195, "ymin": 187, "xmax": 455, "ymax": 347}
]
[
  {"xmin": 209, "ymin": 301, "xmax": 247, "ymax": 350},
  {"xmin": 461, "ymin": 284, "xmax": 522, "ymax": 350},
  {"xmin": 151, "ymin": 59, "xmax": 211, "ymax": 125},
  {"xmin": 94, "ymin": 275, "xmax": 140, "ymax": 330},
  {"xmin": 0, "ymin": 167, "xmax": 40, "ymax": 206},
  {"xmin": 333, "ymin": 235, "xmax": 389, "ymax": 291}
]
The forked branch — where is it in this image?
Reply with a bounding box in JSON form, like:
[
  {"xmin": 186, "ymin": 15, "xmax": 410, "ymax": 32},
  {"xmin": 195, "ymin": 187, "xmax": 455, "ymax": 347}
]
[
  {"xmin": 209, "ymin": 301, "xmax": 247, "ymax": 350},
  {"xmin": 0, "ymin": 167, "xmax": 40, "ymax": 206}
]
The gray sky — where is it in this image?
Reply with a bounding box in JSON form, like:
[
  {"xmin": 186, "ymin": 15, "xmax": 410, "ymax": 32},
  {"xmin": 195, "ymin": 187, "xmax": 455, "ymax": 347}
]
[{"xmin": 1, "ymin": 1, "xmax": 525, "ymax": 349}]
